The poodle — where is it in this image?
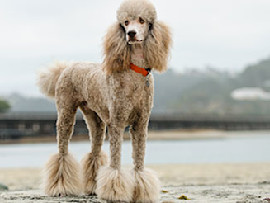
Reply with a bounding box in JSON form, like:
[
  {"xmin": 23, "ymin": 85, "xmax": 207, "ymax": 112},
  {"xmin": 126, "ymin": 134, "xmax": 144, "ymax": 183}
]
[{"xmin": 37, "ymin": 0, "xmax": 172, "ymax": 202}]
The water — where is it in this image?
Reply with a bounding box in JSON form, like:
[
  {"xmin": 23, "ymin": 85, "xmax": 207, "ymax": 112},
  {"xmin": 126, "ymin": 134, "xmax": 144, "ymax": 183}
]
[{"xmin": 0, "ymin": 134, "xmax": 270, "ymax": 167}]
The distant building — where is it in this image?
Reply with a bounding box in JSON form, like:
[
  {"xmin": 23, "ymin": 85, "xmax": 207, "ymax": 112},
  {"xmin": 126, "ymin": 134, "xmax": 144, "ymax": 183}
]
[{"xmin": 231, "ymin": 87, "xmax": 270, "ymax": 101}]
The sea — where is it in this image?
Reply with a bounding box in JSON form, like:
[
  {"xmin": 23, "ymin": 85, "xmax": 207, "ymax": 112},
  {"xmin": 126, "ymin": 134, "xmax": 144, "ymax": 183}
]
[{"xmin": 0, "ymin": 132, "xmax": 269, "ymax": 168}]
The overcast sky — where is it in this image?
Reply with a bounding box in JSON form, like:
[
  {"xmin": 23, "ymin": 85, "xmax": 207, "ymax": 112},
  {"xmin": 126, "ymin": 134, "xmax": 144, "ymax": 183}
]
[{"xmin": 0, "ymin": 0, "xmax": 270, "ymax": 96}]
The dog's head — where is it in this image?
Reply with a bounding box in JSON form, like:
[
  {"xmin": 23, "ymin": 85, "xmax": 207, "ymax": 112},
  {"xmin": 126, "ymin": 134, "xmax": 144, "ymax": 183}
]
[
  {"xmin": 103, "ymin": 0, "xmax": 172, "ymax": 74},
  {"xmin": 117, "ymin": 0, "xmax": 156, "ymax": 45}
]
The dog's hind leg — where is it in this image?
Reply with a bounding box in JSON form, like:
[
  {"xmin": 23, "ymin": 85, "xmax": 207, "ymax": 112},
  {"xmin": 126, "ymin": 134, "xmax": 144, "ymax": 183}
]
[
  {"xmin": 130, "ymin": 117, "xmax": 160, "ymax": 203},
  {"xmin": 80, "ymin": 108, "xmax": 108, "ymax": 195},
  {"xmin": 96, "ymin": 123, "xmax": 134, "ymax": 202},
  {"xmin": 43, "ymin": 100, "xmax": 81, "ymax": 196}
]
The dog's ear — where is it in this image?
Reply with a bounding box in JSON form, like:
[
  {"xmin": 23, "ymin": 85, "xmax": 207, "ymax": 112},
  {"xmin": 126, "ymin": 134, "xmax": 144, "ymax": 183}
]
[
  {"xmin": 103, "ymin": 22, "xmax": 131, "ymax": 74},
  {"xmin": 145, "ymin": 21, "xmax": 172, "ymax": 73}
]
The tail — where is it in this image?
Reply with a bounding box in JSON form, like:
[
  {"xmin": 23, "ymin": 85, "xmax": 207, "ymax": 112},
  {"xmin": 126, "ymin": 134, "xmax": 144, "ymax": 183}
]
[{"xmin": 37, "ymin": 62, "xmax": 67, "ymax": 97}]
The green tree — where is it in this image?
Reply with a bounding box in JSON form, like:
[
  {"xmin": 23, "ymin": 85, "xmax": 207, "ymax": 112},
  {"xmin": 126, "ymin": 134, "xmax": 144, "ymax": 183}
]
[{"xmin": 0, "ymin": 99, "xmax": 10, "ymax": 113}]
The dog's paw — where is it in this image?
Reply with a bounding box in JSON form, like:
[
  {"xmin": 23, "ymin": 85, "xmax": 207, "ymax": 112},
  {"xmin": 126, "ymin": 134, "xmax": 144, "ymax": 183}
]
[
  {"xmin": 43, "ymin": 153, "xmax": 82, "ymax": 196},
  {"xmin": 133, "ymin": 168, "xmax": 160, "ymax": 203},
  {"xmin": 81, "ymin": 151, "xmax": 108, "ymax": 195},
  {"xmin": 96, "ymin": 166, "xmax": 134, "ymax": 201}
]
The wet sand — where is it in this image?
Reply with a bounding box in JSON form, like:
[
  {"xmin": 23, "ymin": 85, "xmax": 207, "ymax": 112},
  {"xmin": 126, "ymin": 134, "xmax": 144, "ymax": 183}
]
[{"xmin": 0, "ymin": 163, "xmax": 270, "ymax": 202}]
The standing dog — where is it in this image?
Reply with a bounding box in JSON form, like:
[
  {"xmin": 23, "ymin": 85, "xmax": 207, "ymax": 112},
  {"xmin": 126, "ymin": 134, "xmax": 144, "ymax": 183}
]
[{"xmin": 38, "ymin": 0, "xmax": 171, "ymax": 202}]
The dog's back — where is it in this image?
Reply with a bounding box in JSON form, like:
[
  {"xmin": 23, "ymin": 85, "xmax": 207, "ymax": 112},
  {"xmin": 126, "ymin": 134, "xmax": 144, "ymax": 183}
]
[
  {"xmin": 37, "ymin": 62, "xmax": 111, "ymax": 121},
  {"xmin": 37, "ymin": 62, "xmax": 152, "ymax": 124},
  {"xmin": 37, "ymin": 62, "xmax": 103, "ymax": 98}
]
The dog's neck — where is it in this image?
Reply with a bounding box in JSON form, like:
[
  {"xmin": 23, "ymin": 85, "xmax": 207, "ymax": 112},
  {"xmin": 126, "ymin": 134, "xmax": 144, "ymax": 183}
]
[{"xmin": 130, "ymin": 44, "xmax": 147, "ymax": 69}]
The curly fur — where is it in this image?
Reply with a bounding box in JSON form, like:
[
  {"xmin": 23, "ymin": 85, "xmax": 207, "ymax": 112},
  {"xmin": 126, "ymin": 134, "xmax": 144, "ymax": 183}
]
[
  {"xmin": 81, "ymin": 151, "xmax": 108, "ymax": 195},
  {"xmin": 96, "ymin": 166, "xmax": 135, "ymax": 201},
  {"xmin": 37, "ymin": 0, "xmax": 171, "ymax": 201},
  {"xmin": 43, "ymin": 153, "xmax": 82, "ymax": 196},
  {"xmin": 144, "ymin": 21, "xmax": 171, "ymax": 72},
  {"xmin": 133, "ymin": 168, "xmax": 160, "ymax": 202},
  {"xmin": 37, "ymin": 62, "xmax": 67, "ymax": 97}
]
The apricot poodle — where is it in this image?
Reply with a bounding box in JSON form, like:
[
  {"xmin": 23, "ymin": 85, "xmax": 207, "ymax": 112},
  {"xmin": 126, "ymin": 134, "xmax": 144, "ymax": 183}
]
[{"xmin": 37, "ymin": 0, "xmax": 172, "ymax": 202}]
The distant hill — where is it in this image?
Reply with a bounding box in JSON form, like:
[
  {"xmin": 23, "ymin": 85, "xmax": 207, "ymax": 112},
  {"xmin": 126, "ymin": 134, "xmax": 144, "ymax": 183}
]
[
  {"xmin": 6, "ymin": 93, "xmax": 56, "ymax": 112},
  {"xmin": 239, "ymin": 57, "xmax": 270, "ymax": 88},
  {"xmin": 173, "ymin": 56, "xmax": 270, "ymax": 116},
  {"xmin": 153, "ymin": 69, "xmax": 207, "ymax": 113}
]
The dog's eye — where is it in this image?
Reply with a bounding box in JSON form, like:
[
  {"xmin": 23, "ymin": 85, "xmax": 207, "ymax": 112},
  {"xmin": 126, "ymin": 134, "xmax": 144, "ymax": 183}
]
[
  {"xmin": 124, "ymin": 20, "xmax": 129, "ymax": 26},
  {"xmin": 139, "ymin": 17, "xmax": 144, "ymax": 24}
]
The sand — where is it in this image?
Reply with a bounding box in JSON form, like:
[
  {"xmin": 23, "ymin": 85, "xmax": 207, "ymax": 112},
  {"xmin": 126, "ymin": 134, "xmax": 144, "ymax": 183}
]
[{"xmin": 0, "ymin": 163, "xmax": 270, "ymax": 202}]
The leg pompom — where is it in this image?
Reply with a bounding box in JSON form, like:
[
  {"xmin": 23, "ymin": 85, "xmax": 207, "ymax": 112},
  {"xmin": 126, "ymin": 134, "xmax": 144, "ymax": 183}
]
[
  {"xmin": 96, "ymin": 166, "xmax": 135, "ymax": 202},
  {"xmin": 43, "ymin": 153, "xmax": 82, "ymax": 196},
  {"xmin": 133, "ymin": 168, "xmax": 160, "ymax": 203},
  {"xmin": 81, "ymin": 151, "xmax": 108, "ymax": 195}
]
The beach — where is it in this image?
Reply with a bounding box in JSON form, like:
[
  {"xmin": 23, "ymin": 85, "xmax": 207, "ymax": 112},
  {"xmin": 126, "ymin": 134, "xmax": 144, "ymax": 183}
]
[{"xmin": 0, "ymin": 163, "xmax": 270, "ymax": 202}]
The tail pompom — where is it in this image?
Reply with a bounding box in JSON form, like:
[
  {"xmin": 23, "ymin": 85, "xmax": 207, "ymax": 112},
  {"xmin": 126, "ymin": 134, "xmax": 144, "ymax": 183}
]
[{"xmin": 37, "ymin": 62, "xmax": 67, "ymax": 97}]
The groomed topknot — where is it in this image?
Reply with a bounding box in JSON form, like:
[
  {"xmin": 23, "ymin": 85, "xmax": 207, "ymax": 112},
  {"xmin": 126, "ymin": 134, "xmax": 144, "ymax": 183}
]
[{"xmin": 117, "ymin": 0, "xmax": 157, "ymax": 24}]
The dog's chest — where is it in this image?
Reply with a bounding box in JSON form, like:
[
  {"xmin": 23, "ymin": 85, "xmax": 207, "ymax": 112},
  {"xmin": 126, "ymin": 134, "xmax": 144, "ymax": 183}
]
[
  {"xmin": 108, "ymin": 70, "xmax": 152, "ymax": 103},
  {"xmin": 130, "ymin": 47, "xmax": 148, "ymax": 69}
]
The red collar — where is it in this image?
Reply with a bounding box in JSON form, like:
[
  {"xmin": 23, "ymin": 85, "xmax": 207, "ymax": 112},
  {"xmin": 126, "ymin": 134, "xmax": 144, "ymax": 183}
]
[{"xmin": 130, "ymin": 63, "xmax": 151, "ymax": 77}]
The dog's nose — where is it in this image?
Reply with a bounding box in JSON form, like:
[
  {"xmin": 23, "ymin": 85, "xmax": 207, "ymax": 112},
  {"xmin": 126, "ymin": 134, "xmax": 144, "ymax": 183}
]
[{"xmin": 127, "ymin": 30, "xmax": 136, "ymax": 38}]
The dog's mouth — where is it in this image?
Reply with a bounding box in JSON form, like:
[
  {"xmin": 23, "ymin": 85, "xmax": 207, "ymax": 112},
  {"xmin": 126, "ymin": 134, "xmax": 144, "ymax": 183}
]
[{"xmin": 128, "ymin": 40, "xmax": 143, "ymax": 44}]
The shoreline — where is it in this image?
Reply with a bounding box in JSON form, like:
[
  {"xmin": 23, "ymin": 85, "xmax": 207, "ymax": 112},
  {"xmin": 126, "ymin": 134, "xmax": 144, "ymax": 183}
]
[{"xmin": 0, "ymin": 163, "xmax": 270, "ymax": 202}]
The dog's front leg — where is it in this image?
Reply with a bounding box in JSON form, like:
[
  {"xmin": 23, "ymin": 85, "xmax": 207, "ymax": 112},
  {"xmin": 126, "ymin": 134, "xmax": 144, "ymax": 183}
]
[
  {"xmin": 96, "ymin": 123, "xmax": 135, "ymax": 202},
  {"xmin": 130, "ymin": 116, "xmax": 160, "ymax": 203},
  {"xmin": 43, "ymin": 106, "xmax": 81, "ymax": 196}
]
